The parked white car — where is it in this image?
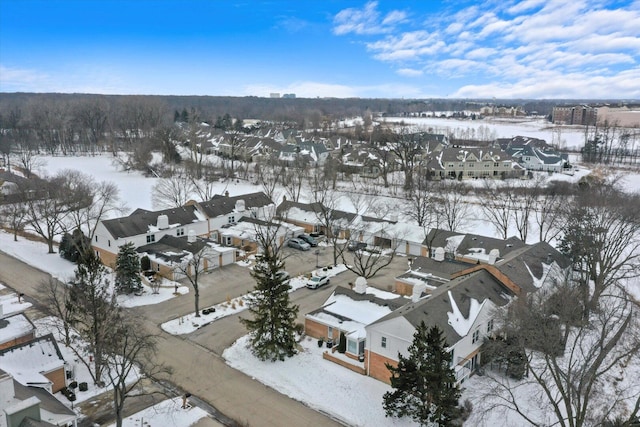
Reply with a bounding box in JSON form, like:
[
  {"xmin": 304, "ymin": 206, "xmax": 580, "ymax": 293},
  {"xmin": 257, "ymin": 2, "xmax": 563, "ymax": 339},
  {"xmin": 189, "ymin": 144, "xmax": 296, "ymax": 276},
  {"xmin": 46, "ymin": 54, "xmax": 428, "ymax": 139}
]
[{"xmin": 306, "ymin": 275, "xmax": 330, "ymax": 289}]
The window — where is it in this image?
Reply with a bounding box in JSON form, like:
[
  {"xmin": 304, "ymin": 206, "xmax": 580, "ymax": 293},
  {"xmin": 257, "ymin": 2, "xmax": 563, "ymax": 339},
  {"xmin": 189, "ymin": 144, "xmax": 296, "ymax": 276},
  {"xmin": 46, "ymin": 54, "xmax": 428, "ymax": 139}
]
[
  {"xmin": 95, "ymin": 235, "xmax": 98, "ymax": 242},
  {"xmin": 467, "ymin": 162, "xmax": 475, "ymax": 167},
  {"xmin": 328, "ymin": 326, "xmax": 334, "ymax": 338},
  {"xmin": 228, "ymin": 216, "xmax": 235, "ymax": 224},
  {"xmin": 146, "ymin": 235, "xmax": 155, "ymax": 243},
  {"xmin": 450, "ymin": 348, "xmax": 455, "ymax": 366},
  {"xmin": 459, "ymin": 163, "xmax": 464, "ymax": 168},
  {"xmin": 494, "ymin": 162, "xmax": 499, "ymax": 167},
  {"xmin": 484, "ymin": 163, "xmax": 490, "ymax": 167},
  {"xmin": 381, "ymin": 337, "xmax": 387, "ymax": 348},
  {"xmin": 487, "ymin": 319, "xmax": 494, "ymax": 333},
  {"xmin": 108, "ymin": 240, "xmax": 111, "ymax": 247},
  {"xmin": 347, "ymin": 339, "xmax": 357, "ymax": 354},
  {"xmin": 176, "ymin": 228, "xmax": 185, "ymax": 236},
  {"xmin": 472, "ymin": 329, "xmax": 480, "ymax": 344},
  {"xmin": 448, "ymin": 163, "xmax": 454, "ymax": 168},
  {"xmin": 467, "ymin": 171, "xmax": 474, "ymax": 176}
]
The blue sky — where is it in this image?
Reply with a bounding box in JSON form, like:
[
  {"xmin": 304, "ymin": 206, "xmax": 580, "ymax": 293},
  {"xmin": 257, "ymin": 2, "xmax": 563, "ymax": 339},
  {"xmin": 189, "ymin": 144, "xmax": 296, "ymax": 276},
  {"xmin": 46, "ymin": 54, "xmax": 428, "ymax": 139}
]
[{"xmin": 1, "ymin": 0, "xmax": 639, "ymax": 99}]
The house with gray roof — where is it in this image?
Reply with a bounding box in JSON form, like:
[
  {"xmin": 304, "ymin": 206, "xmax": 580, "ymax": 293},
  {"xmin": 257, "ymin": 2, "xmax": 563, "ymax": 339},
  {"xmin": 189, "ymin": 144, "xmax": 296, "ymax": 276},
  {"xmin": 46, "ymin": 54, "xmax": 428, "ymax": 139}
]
[
  {"xmin": 428, "ymin": 147, "xmax": 525, "ymax": 180},
  {"xmin": 93, "ymin": 205, "xmax": 209, "ymax": 268},
  {"xmin": 0, "ymin": 368, "xmax": 77, "ymax": 427}
]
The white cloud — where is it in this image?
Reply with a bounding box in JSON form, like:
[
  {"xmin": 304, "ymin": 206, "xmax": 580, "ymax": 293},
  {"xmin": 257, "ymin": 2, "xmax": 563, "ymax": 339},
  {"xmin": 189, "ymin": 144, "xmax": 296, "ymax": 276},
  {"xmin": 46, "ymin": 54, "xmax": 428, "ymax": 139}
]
[
  {"xmin": 335, "ymin": 0, "xmax": 640, "ymax": 98},
  {"xmin": 333, "ymin": 1, "xmax": 406, "ymax": 35},
  {"xmin": 0, "ymin": 65, "xmax": 50, "ymax": 91},
  {"xmin": 396, "ymin": 68, "xmax": 423, "ymax": 77}
]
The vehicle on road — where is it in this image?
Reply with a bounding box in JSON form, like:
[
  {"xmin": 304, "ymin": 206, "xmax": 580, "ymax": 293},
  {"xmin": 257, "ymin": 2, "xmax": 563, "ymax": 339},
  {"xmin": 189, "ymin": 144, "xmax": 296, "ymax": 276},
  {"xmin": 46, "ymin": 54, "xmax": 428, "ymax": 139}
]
[
  {"xmin": 306, "ymin": 275, "xmax": 330, "ymax": 289},
  {"xmin": 288, "ymin": 238, "xmax": 311, "ymax": 251},
  {"xmin": 297, "ymin": 234, "xmax": 318, "ymax": 247},
  {"xmin": 347, "ymin": 241, "xmax": 367, "ymax": 251}
]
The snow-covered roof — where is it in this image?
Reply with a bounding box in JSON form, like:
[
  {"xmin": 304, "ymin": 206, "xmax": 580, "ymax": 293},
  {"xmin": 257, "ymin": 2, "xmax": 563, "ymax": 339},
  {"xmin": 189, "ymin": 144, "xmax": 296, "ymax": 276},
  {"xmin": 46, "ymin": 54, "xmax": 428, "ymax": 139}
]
[
  {"xmin": 0, "ymin": 334, "xmax": 65, "ymax": 388},
  {"xmin": 0, "ymin": 313, "xmax": 35, "ymax": 344}
]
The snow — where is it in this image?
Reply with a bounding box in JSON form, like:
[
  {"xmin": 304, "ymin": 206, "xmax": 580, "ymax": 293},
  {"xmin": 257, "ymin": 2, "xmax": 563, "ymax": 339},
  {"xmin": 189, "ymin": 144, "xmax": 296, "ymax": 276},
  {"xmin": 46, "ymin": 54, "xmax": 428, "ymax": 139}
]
[
  {"xmin": 0, "ymin": 292, "xmax": 32, "ymax": 316},
  {"xmin": 323, "ymin": 293, "xmax": 393, "ymax": 325},
  {"xmin": 224, "ymin": 335, "xmax": 417, "ymax": 427},
  {"xmin": 0, "ymin": 313, "xmax": 33, "ymax": 342},
  {"xmin": 0, "ymin": 230, "xmax": 77, "ymax": 281},
  {"xmin": 446, "ymin": 291, "xmax": 485, "ymax": 337},
  {"xmin": 105, "ymin": 397, "xmax": 209, "ymax": 427}
]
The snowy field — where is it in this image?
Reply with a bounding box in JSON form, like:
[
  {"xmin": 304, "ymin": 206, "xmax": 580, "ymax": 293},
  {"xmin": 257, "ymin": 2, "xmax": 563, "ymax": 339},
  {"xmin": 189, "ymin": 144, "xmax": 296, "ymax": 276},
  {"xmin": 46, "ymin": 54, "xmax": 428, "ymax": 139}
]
[{"xmin": 104, "ymin": 398, "xmax": 209, "ymax": 427}]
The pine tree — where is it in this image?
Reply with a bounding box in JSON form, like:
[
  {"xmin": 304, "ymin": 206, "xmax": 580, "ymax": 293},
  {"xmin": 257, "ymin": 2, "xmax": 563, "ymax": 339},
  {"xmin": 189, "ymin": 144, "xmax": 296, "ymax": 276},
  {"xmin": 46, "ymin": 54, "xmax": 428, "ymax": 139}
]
[
  {"xmin": 383, "ymin": 322, "xmax": 461, "ymax": 426},
  {"xmin": 115, "ymin": 242, "xmax": 142, "ymax": 294},
  {"xmin": 240, "ymin": 250, "xmax": 299, "ymax": 362}
]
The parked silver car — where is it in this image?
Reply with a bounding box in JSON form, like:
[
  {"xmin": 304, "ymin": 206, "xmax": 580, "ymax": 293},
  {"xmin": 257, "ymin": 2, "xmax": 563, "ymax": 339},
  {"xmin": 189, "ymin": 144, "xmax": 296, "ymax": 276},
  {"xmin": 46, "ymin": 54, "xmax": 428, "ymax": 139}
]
[
  {"xmin": 306, "ymin": 275, "xmax": 330, "ymax": 289},
  {"xmin": 288, "ymin": 237, "xmax": 311, "ymax": 251}
]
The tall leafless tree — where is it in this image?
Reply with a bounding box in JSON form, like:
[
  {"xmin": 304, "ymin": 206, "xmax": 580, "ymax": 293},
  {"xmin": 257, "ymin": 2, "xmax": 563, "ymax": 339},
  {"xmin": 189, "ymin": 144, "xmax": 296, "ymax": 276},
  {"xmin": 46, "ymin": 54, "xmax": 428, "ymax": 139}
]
[{"xmin": 152, "ymin": 174, "xmax": 197, "ymax": 209}]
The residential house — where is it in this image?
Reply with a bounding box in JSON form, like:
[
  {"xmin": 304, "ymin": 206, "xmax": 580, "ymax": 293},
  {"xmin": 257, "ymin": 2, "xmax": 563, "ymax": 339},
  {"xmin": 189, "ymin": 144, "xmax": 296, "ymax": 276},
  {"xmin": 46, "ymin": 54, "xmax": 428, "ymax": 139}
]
[
  {"xmin": 0, "ymin": 369, "xmax": 77, "ymax": 427},
  {"xmin": 499, "ymin": 136, "xmax": 570, "ymax": 173},
  {"xmin": 93, "ymin": 205, "xmax": 209, "ymax": 268},
  {"xmin": 304, "ymin": 231, "xmax": 570, "ymax": 385},
  {"xmin": 218, "ymin": 217, "xmax": 303, "ymax": 255},
  {"xmin": 0, "ymin": 313, "xmax": 36, "ymax": 351},
  {"xmin": 0, "ymin": 334, "xmax": 67, "ymax": 394},
  {"xmin": 428, "ymin": 147, "xmax": 525, "ymax": 180},
  {"xmin": 304, "ymin": 280, "xmax": 407, "ymax": 370},
  {"xmin": 187, "ymin": 191, "xmax": 274, "ymax": 238},
  {"xmin": 136, "ymin": 234, "xmax": 235, "ymax": 280}
]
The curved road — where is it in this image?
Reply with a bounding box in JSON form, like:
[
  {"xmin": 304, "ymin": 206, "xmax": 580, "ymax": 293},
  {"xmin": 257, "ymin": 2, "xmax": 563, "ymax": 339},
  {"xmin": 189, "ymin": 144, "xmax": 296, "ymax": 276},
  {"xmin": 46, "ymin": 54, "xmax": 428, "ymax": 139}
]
[{"xmin": 0, "ymin": 250, "xmax": 343, "ymax": 427}]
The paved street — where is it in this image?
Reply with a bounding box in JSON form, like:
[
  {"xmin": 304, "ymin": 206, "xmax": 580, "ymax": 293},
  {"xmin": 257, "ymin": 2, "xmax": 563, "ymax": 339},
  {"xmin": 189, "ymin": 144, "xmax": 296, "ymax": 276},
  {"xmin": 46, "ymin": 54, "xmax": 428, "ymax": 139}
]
[{"xmin": 0, "ymin": 246, "xmax": 410, "ymax": 426}]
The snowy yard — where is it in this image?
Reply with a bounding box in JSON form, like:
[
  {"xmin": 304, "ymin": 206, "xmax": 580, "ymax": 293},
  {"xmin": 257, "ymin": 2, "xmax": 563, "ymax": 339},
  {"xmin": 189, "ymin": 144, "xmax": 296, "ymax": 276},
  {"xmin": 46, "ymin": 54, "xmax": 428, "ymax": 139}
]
[{"xmin": 223, "ymin": 335, "xmax": 418, "ymax": 427}]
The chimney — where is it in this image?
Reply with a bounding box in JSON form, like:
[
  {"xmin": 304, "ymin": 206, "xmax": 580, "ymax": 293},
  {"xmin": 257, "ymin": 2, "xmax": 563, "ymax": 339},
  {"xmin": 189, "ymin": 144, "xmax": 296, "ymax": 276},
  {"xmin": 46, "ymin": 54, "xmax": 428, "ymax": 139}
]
[
  {"xmin": 354, "ymin": 276, "xmax": 367, "ymax": 294},
  {"xmin": 434, "ymin": 247, "xmax": 445, "ymax": 261},
  {"xmin": 282, "ymin": 195, "xmax": 287, "ymax": 202},
  {"xmin": 225, "ymin": 191, "xmax": 229, "ymax": 197},
  {"xmin": 488, "ymin": 249, "xmax": 500, "ymax": 265},
  {"xmin": 187, "ymin": 229, "xmax": 196, "ymax": 243},
  {"xmin": 235, "ymin": 199, "xmax": 246, "ymax": 212},
  {"xmin": 156, "ymin": 214, "xmax": 169, "ymax": 230}
]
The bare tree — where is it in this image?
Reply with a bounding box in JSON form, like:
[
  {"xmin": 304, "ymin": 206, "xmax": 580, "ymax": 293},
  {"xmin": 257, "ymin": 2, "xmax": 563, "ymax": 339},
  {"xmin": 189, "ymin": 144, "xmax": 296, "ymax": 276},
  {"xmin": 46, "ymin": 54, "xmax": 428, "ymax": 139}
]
[
  {"xmin": 1, "ymin": 199, "xmax": 28, "ymax": 241},
  {"xmin": 534, "ymin": 181, "xmax": 569, "ymax": 243},
  {"xmin": 478, "ymin": 284, "xmax": 640, "ymax": 427},
  {"xmin": 436, "ymin": 181, "xmax": 470, "ymax": 232},
  {"xmin": 73, "ymin": 97, "xmax": 110, "ymax": 152},
  {"xmin": 478, "ymin": 180, "xmax": 514, "ymax": 240},
  {"xmin": 510, "ymin": 177, "xmax": 544, "ymax": 244},
  {"xmin": 389, "ymin": 127, "xmax": 422, "ymax": 190},
  {"xmin": 282, "ymin": 158, "xmax": 307, "ymax": 202},
  {"xmin": 559, "ymin": 181, "xmax": 640, "ymax": 312},
  {"xmin": 255, "ymin": 159, "xmax": 283, "ymax": 201},
  {"xmin": 152, "ymin": 174, "xmax": 197, "ymax": 209},
  {"xmin": 341, "ymin": 223, "xmax": 402, "ymax": 279},
  {"xmin": 105, "ymin": 318, "xmax": 172, "ymax": 427},
  {"xmin": 23, "ymin": 172, "xmax": 79, "ymax": 253},
  {"xmin": 39, "ymin": 277, "xmax": 77, "ymax": 347},
  {"xmin": 172, "ymin": 245, "xmax": 215, "ymax": 317},
  {"xmin": 404, "ymin": 170, "xmax": 438, "ymax": 228}
]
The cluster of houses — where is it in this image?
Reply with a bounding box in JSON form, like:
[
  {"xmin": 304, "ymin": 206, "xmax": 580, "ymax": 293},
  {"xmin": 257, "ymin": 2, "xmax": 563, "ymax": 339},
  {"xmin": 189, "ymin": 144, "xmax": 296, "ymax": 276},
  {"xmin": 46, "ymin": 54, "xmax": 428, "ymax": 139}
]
[
  {"xmin": 0, "ymin": 308, "xmax": 77, "ymax": 427},
  {"xmin": 91, "ymin": 188, "xmax": 570, "ymax": 388},
  {"xmin": 304, "ymin": 229, "xmax": 570, "ymax": 385},
  {"xmin": 188, "ymin": 124, "xmax": 570, "ymax": 181}
]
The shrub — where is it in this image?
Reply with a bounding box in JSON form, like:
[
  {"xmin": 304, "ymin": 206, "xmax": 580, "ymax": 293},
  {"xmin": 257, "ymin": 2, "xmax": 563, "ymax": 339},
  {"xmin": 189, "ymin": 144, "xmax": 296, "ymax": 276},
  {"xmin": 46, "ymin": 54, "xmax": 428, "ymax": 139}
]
[
  {"xmin": 78, "ymin": 382, "xmax": 88, "ymax": 392},
  {"xmin": 69, "ymin": 381, "xmax": 78, "ymax": 389}
]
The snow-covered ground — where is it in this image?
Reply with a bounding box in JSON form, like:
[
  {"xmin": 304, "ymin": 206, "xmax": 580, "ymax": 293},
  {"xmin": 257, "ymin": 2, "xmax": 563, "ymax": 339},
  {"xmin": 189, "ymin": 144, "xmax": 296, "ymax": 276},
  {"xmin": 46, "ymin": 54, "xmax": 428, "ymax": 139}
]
[
  {"xmin": 105, "ymin": 397, "xmax": 209, "ymax": 427},
  {"xmin": 224, "ymin": 335, "xmax": 417, "ymax": 427}
]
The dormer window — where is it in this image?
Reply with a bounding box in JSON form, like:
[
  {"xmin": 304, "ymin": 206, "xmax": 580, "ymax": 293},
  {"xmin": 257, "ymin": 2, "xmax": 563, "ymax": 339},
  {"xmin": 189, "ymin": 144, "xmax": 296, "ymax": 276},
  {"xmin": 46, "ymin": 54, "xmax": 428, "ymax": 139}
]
[
  {"xmin": 146, "ymin": 235, "xmax": 155, "ymax": 243},
  {"xmin": 228, "ymin": 216, "xmax": 235, "ymax": 224},
  {"xmin": 176, "ymin": 228, "xmax": 185, "ymax": 236}
]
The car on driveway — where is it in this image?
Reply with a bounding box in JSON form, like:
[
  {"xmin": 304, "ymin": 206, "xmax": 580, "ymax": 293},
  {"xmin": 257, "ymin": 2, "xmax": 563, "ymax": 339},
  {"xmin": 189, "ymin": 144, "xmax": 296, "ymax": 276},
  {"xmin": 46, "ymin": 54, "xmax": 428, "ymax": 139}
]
[
  {"xmin": 306, "ymin": 275, "xmax": 330, "ymax": 289},
  {"xmin": 288, "ymin": 238, "xmax": 311, "ymax": 251},
  {"xmin": 297, "ymin": 233, "xmax": 318, "ymax": 247}
]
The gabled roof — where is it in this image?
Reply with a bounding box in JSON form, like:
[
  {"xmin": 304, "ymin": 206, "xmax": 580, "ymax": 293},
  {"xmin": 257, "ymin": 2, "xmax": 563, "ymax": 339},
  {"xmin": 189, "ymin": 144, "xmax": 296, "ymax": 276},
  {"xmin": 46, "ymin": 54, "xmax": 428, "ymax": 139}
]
[
  {"xmin": 198, "ymin": 192, "xmax": 273, "ymax": 218},
  {"xmin": 136, "ymin": 235, "xmax": 215, "ymax": 263},
  {"xmin": 102, "ymin": 205, "xmax": 201, "ymax": 239},
  {"xmin": 14, "ymin": 381, "xmax": 76, "ymax": 422},
  {"xmin": 276, "ymin": 200, "xmax": 358, "ymax": 224},
  {"xmin": 372, "ymin": 269, "xmax": 515, "ymax": 345}
]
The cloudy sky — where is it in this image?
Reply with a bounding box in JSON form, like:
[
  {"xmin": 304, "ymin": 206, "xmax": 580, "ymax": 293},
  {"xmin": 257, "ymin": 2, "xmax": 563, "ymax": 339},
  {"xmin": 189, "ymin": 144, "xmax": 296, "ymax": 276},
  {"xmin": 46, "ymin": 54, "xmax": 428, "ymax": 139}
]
[{"xmin": 1, "ymin": 0, "xmax": 639, "ymax": 99}]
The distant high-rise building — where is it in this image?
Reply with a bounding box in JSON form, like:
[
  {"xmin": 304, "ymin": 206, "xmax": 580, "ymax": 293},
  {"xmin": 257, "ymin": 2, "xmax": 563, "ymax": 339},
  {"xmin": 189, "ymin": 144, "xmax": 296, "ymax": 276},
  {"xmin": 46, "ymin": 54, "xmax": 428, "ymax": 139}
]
[
  {"xmin": 270, "ymin": 93, "xmax": 281, "ymax": 98},
  {"xmin": 552, "ymin": 105, "xmax": 597, "ymax": 125},
  {"xmin": 282, "ymin": 93, "xmax": 296, "ymax": 99}
]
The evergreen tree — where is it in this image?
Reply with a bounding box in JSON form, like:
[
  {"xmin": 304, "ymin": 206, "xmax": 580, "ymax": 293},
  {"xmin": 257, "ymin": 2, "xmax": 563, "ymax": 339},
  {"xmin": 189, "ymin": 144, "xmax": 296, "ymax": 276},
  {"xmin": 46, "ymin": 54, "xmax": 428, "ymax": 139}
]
[
  {"xmin": 114, "ymin": 242, "xmax": 142, "ymax": 294},
  {"xmin": 240, "ymin": 249, "xmax": 299, "ymax": 362},
  {"xmin": 383, "ymin": 322, "xmax": 461, "ymax": 426}
]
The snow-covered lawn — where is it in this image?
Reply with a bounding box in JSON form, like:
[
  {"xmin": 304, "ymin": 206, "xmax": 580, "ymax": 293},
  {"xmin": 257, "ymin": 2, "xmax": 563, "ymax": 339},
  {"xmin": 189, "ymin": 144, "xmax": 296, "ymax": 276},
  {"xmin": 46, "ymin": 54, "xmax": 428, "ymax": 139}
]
[
  {"xmin": 162, "ymin": 264, "xmax": 348, "ymax": 335},
  {"xmin": 105, "ymin": 397, "xmax": 209, "ymax": 427},
  {"xmin": 0, "ymin": 230, "xmax": 77, "ymax": 281},
  {"xmin": 223, "ymin": 335, "xmax": 417, "ymax": 427}
]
